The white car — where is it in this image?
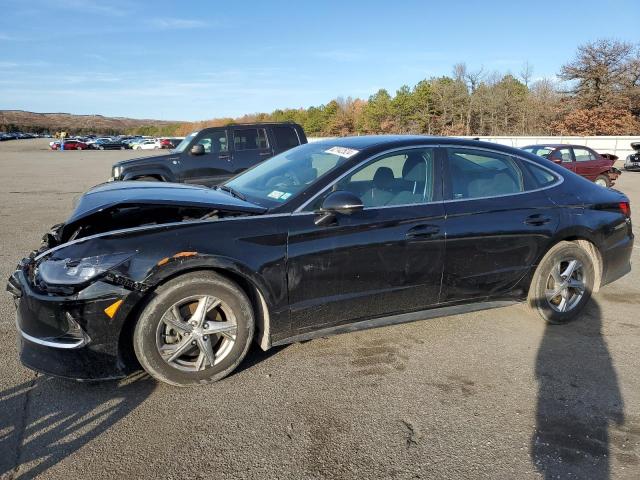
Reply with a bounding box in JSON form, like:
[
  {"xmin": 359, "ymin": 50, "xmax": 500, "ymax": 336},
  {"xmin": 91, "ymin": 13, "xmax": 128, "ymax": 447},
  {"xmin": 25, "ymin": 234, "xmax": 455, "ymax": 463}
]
[{"xmin": 133, "ymin": 139, "xmax": 161, "ymax": 150}]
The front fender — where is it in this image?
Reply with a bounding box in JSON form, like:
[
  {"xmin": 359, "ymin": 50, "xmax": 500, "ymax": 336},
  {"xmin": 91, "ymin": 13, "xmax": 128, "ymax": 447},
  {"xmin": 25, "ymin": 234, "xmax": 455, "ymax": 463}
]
[{"xmin": 122, "ymin": 166, "xmax": 175, "ymax": 182}]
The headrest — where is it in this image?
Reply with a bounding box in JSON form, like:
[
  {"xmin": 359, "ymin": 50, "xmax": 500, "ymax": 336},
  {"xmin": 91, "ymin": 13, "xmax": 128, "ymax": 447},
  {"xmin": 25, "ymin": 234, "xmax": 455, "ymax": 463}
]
[
  {"xmin": 373, "ymin": 167, "xmax": 395, "ymax": 189},
  {"xmin": 402, "ymin": 154, "xmax": 427, "ymax": 182}
]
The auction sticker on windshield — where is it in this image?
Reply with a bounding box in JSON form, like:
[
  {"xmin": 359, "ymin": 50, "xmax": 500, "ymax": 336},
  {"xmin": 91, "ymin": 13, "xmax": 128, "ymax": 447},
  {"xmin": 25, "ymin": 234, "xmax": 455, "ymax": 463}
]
[{"xmin": 324, "ymin": 146, "xmax": 359, "ymax": 158}]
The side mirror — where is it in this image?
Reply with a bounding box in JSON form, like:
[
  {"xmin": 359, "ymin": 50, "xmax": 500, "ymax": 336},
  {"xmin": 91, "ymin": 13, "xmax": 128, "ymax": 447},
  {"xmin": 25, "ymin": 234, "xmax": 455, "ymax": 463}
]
[
  {"xmin": 315, "ymin": 191, "xmax": 364, "ymax": 226},
  {"xmin": 190, "ymin": 144, "xmax": 205, "ymax": 156}
]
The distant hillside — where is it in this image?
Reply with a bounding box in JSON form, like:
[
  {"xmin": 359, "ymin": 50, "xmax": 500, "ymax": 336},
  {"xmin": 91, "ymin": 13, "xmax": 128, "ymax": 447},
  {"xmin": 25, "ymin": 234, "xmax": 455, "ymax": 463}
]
[{"xmin": 0, "ymin": 110, "xmax": 182, "ymax": 136}]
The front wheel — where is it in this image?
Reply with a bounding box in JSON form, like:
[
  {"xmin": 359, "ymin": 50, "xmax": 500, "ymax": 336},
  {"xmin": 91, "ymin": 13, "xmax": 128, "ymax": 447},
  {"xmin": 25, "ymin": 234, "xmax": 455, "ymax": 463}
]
[
  {"xmin": 527, "ymin": 241, "xmax": 595, "ymax": 324},
  {"xmin": 133, "ymin": 272, "xmax": 254, "ymax": 386},
  {"xmin": 594, "ymin": 175, "xmax": 610, "ymax": 188}
]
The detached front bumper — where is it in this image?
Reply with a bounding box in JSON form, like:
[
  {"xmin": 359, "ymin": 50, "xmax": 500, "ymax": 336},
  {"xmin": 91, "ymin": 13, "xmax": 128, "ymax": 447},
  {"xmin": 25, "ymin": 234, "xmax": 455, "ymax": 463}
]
[{"xmin": 7, "ymin": 269, "xmax": 134, "ymax": 380}]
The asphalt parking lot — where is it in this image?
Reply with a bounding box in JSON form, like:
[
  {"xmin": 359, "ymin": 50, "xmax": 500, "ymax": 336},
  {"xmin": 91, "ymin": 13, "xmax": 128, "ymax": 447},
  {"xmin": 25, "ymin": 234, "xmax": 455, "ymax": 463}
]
[{"xmin": 1, "ymin": 139, "xmax": 639, "ymax": 479}]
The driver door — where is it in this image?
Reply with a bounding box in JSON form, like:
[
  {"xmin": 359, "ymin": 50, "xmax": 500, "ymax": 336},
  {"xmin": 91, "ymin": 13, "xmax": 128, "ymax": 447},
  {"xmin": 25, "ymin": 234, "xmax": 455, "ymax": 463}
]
[
  {"xmin": 179, "ymin": 129, "xmax": 232, "ymax": 186},
  {"xmin": 286, "ymin": 148, "xmax": 446, "ymax": 334}
]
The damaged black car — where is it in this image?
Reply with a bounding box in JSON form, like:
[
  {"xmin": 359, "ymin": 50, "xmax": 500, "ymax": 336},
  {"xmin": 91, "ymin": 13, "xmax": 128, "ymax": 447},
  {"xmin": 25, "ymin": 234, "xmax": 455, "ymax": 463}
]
[{"xmin": 7, "ymin": 137, "xmax": 634, "ymax": 386}]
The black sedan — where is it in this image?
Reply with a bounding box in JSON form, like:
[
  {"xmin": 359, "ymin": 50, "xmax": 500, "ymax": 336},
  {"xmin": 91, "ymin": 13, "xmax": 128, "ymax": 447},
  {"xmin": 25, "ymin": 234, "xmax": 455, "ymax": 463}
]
[
  {"xmin": 7, "ymin": 136, "xmax": 633, "ymax": 386},
  {"xmin": 92, "ymin": 140, "xmax": 127, "ymax": 150}
]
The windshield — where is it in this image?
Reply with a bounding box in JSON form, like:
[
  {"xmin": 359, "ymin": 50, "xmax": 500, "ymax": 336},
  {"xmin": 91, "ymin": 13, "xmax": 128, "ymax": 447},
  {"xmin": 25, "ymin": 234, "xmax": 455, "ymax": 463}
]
[
  {"xmin": 225, "ymin": 143, "xmax": 354, "ymax": 208},
  {"xmin": 173, "ymin": 131, "xmax": 198, "ymax": 153}
]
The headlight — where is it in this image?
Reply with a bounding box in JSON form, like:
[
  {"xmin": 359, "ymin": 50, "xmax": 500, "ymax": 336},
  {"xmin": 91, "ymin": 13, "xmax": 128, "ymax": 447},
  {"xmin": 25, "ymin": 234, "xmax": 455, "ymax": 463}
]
[{"xmin": 37, "ymin": 252, "xmax": 134, "ymax": 286}]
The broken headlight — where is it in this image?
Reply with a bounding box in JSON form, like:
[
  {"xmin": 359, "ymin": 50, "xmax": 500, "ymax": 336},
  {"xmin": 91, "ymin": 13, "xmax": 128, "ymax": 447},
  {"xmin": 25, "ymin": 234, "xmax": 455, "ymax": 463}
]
[{"xmin": 36, "ymin": 252, "xmax": 134, "ymax": 286}]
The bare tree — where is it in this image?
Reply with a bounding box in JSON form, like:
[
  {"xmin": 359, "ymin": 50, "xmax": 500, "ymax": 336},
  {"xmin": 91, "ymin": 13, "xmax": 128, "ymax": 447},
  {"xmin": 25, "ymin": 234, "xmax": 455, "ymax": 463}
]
[
  {"xmin": 559, "ymin": 39, "xmax": 635, "ymax": 108},
  {"xmin": 519, "ymin": 61, "xmax": 534, "ymax": 88}
]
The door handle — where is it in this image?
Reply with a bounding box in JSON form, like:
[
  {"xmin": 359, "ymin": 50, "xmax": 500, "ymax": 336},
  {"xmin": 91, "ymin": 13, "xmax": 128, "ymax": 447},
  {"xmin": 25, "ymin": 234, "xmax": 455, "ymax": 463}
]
[
  {"xmin": 219, "ymin": 154, "xmax": 231, "ymax": 161},
  {"xmin": 524, "ymin": 214, "xmax": 551, "ymax": 226},
  {"xmin": 406, "ymin": 225, "xmax": 440, "ymax": 239},
  {"xmin": 259, "ymin": 151, "xmax": 271, "ymax": 156}
]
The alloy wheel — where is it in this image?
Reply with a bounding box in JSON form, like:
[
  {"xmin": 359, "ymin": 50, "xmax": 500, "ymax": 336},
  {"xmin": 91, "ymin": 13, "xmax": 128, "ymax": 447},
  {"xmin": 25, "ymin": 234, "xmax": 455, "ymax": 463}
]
[
  {"xmin": 155, "ymin": 294, "xmax": 237, "ymax": 372},
  {"xmin": 544, "ymin": 258, "xmax": 586, "ymax": 313}
]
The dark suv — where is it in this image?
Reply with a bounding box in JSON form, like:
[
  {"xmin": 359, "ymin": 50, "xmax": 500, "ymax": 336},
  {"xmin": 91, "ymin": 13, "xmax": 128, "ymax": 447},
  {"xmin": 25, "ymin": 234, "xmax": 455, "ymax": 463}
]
[{"xmin": 110, "ymin": 122, "xmax": 307, "ymax": 186}]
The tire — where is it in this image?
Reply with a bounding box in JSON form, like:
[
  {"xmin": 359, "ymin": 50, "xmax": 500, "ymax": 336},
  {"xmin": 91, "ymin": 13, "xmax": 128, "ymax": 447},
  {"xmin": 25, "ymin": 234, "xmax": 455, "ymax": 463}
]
[
  {"xmin": 133, "ymin": 271, "xmax": 254, "ymax": 386},
  {"xmin": 594, "ymin": 175, "xmax": 610, "ymax": 188},
  {"xmin": 120, "ymin": 146, "xmax": 125, "ymax": 150},
  {"xmin": 99, "ymin": 145, "xmax": 104, "ymax": 150},
  {"xmin": 527, "ymin": 241, "xmax": 595, "ymax": 324}
]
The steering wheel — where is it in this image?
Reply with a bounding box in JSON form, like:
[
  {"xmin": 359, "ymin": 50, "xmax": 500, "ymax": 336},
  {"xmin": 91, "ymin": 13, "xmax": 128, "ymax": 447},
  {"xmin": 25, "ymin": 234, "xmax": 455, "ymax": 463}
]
[{"xmin": 265, "ymin": 171, "xmax": 302, "ymax": 189}]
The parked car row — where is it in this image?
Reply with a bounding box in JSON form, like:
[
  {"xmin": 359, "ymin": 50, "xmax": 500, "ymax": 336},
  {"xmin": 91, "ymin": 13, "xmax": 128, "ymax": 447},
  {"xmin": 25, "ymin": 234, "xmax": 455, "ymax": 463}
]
[
  {"xmin": 49, "ymin": 135, "xmax": 184, "ymax": 151},
  {"xmin": 1, "ymin": 132, "xmax": 51, "ymax": 141}
]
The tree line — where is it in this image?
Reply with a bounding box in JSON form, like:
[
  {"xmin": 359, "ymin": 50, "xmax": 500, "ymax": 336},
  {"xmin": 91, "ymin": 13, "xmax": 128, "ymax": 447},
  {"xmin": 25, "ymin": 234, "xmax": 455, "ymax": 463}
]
[{"xmin": 173, "ymin": 39, "xmax": 640, "ymax": 138}]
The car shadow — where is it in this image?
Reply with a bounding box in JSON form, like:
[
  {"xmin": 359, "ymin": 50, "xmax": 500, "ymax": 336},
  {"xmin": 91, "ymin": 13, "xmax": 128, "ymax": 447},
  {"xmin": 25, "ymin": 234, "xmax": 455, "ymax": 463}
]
[
  {"xmin": 0, "ymin": 371, "xmax": 155, "ymax": 479},
  {"xmin": 531, "ymin": 299, "xmax": 626, "ymax": 478}
]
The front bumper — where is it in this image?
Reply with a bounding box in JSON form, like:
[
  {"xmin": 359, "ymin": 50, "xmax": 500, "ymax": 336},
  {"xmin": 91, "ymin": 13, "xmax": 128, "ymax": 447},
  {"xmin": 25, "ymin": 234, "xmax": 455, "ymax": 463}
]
[
  {"xmin": 624, "ymin": 162, "xmax": 640, "ymax": 171},
  {"xmin": 7, "ymin": 268, "xmax": 135, "ymax": 380}
]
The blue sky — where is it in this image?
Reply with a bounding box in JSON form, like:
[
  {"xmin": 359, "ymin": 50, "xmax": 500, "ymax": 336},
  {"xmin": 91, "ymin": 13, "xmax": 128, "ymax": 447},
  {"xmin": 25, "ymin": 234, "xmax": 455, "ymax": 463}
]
[{"xmin": 1, "ymin": 0, "xmax": 639, "ymax": 121}]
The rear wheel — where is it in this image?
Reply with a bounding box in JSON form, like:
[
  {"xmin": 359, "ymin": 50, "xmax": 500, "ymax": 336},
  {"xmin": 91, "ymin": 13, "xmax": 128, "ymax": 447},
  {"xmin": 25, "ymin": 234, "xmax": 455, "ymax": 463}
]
[
  {"xmin": 528, "ymin": 241, "xmax": 595, "ymax": 324},
  {"xmin": 133, "ymin": 272, "xmax": 254, "ymax": 386},
  {"xmin": 594, "ymin": 175, "xmax": 610, "ymax": 188}
]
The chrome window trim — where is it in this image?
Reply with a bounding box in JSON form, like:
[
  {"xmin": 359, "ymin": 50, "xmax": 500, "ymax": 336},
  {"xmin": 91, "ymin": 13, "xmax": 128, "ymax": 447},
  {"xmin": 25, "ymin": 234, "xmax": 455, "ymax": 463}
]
[
  {"xmin": 294, "ymin": 143, "xmax": 564, "ymax": 213},
  {"xmin": 295, "ymin": 145, "xmax": 439, "ymax": 213}
]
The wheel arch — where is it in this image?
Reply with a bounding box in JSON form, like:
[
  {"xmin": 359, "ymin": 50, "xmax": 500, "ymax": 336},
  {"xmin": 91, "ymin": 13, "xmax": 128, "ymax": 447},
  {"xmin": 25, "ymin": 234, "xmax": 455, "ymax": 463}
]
[
  {"xmin": 117, "ymin": 262, "xmax": 274, "ymax": 374},
  {"xmin": 535, "ymin": 230, "xmax": 604, "ymax": 293}
]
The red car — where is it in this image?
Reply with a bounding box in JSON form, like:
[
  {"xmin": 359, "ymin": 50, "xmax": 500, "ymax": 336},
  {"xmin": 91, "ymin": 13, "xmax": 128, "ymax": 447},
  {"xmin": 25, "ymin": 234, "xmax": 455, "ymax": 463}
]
[
  {"xmin": 51, "ymin": 140, "xmax": 88, "ymax": 150},
  {"xmin": 522, "ymin": 144, "xmax": 621, "ymax": 187},
  {"xmin": 159, "ymin": 138, "xmax": 174, "ymax": 149}
]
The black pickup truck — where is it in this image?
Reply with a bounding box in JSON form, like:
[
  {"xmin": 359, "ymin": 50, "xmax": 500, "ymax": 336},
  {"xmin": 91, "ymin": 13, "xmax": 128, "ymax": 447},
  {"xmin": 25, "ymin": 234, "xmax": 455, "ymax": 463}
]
[{"xmin": 110, "ymin": 122, "xmax": 307, "ymax": 186}]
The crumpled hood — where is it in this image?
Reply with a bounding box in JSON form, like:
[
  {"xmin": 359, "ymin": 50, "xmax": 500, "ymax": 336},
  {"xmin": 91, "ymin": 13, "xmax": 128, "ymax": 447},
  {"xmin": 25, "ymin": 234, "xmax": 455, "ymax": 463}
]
[{"xmin": 67, "ymin": 181, "xmax": 266, "ymax": 224}]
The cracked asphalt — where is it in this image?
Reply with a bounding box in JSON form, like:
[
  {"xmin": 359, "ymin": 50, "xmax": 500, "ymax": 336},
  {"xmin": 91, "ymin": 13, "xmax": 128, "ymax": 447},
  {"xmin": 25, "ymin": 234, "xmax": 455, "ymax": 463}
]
[{"xmin": 1, "ymin": 139, "xmax": 639, "ymax": 479}]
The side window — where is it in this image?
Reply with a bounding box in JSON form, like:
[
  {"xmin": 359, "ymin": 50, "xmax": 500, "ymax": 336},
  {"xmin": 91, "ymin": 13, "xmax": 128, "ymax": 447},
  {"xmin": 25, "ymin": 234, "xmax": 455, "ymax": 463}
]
[
  {"xmin": 573, "ymin": 147, "xmax": 596, "ymax": 162},
  {"xmin": 557, "ymin": 148, "xmax": 573, "ymax": 163},
  {"xmin": 524, "ymin": 162, "xmax": 559, "ymax": 188},
  {"xmin": 196, "ymin": 130, "xmax": 228, "ymax": 154},
  {"xmin": 234, "ymin": 128, "xmax": 269, "ymax": 151},
  {"xmin": 447, "ymin": 147, "xmax": 525, "ymax": 200},
  {"xmin": 272, "ymin": 126, "xmax": 299, "ymax": 150},
  {"xmin": 306, "ymin": 149, "xmax": 435, "ymax": 210}
]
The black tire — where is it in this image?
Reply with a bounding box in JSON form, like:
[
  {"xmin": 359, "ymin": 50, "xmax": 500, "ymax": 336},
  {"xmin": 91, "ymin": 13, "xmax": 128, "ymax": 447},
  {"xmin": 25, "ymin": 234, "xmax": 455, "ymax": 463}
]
[
  {"xmin": 99, "ymin": 145, "xmax": 104, "ymax": 150},
  {"xmin": 133, "ymin": 272, "xmax": 254, "ymax": 386},
  {"xmin": 527, "ymin": 241, "xmax": 595, "ymax": 324},
  {"xmin": 134, "ymin": 176, "xmax": 161, "ymax": 182},
  {"xmin": 594, "ymin": 174, "xmax": 610, "ymax": 188}
]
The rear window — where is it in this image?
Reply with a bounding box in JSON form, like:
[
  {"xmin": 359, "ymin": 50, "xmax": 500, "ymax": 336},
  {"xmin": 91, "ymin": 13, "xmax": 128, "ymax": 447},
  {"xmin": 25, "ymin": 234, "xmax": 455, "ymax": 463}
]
[{"xmin": 272, "ymin": 126, "xmax": 300, "ymax": 149}]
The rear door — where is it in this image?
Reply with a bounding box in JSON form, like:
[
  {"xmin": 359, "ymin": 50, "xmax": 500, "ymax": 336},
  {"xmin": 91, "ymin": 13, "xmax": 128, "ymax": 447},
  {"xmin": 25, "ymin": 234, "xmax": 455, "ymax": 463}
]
[
  {"xmin": 231, "ymin": 127, "xmax": 273, "ymax": 174},
  {"xmin": 440, "ymin": 146, "xmax": 560, "ymax": 302},
  {"xmin": 572, "ymin": 147, "xmax": 600, "ymax": 180},
  {"xmin": 179, "ymin": 129, "xmax": 232, "ymax": 186}
]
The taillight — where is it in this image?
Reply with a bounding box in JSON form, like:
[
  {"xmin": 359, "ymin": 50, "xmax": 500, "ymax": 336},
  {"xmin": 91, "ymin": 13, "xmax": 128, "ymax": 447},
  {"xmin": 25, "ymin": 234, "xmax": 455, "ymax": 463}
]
[{"xmin": 619, "ymin": 201, "xmax": 631, "ymax": 218}]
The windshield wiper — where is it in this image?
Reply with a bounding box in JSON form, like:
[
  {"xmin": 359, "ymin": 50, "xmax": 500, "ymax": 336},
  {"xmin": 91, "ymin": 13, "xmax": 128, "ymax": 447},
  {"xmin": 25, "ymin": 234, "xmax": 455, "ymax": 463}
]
[{"xmin": 216, "ymin": 185, "xmax": 247, "ymax": 201}]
